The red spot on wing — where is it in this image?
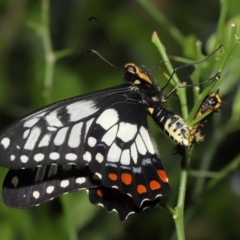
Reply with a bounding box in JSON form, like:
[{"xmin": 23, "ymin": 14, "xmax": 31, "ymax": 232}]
[
  {"xmin": 96, "ymin": 188, "xmax": 104, "ymax": 197},
  {"xmin": 150, "ymin": 180, "xmax": 161, "ymax": 190},
  {"xmin": 137, "ymin": 184, "xmax": 147, "ymax": 194},
  {"xmin": 157, "ymin": 170, "xmax": 168, "ymax": 182},
  {"xmin": 121, "ymin": 173, "xmax": 132, "ymax": 185},
  {"xmin": 108, "ymin": 173, "xmax": 118, "ymax": 181}
]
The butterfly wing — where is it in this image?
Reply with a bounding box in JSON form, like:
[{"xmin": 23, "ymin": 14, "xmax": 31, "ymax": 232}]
[
  {"xmin": 3, "ymin": 165, "xmax": 160, "ymax": 221},
  {"xmin": 0, "ymin": 85, "xmax": 131, "ymax": 169},
  {"xmin": 0, "ymin": 84, "xmax": 170, "ymax": 219},
  {"xmin": 2, "ymin": 165, "xmax": 99, "ymax": 208},
  {"xmin": 85, "ymin": 99, "xmax": 170, "ymax": 207},
  {"xmin": 88, "ymin": 187, "xmax": 160, "ymax": 221}
]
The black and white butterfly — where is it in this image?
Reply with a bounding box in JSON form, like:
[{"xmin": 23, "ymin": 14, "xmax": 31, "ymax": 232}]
[{"xmin": 0, "ymin": 63, "xmax": 189, "ymax": 221}]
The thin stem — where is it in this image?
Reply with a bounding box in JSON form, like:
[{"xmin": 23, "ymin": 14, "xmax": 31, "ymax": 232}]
[
  {"xmin": 152, "ymin": 32, "xmax": 189, "ymax": 240},
  {"xmin": 152, "ymin": 32, "xmax": 189, "ymax": 119},
  {"xmin": 207, "ymin": 154, "xmax": 240, "ymax": 189},
  {"xmin": 215, "ymin": 0, "xmax": 228, "ymax": 48},
  {"xmin": 173, "ymin": 149, "xmax": 190, "ymax": 240},
  {"xmin": 188, "ymin": 23, "xmax": 239, "ymax": 123}
]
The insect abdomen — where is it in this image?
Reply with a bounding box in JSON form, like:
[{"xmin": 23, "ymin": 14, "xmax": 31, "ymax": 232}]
[{"xmin": 150, "ymin": 106, "xmax": 189, "ymax": 147}]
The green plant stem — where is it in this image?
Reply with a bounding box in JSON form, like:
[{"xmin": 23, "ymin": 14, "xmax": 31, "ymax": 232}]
[
  {"xmin": 152, "ymin": 32, "xmax": 188, "ymax": 119},
  {"xmin": 152, "ymin": 32, "xmax": 189, "ymax": 240},
  {"xmin": 137, "ymin": 0, "xmax": 185, "ymax": 45},
  {"xmin": 207, "ymin": 154, "xmax": 240, "ymax": 189},
  {"xmin": 174, "ymin": 164, "xmax": 188, "ymax": 240},
  {"xmin": 188, "ymin": 22, "xmax": 239, "ymax": 123},
  {"xmin": 215, "ymin": 0, "xmax": 228, "ymax": 48}
]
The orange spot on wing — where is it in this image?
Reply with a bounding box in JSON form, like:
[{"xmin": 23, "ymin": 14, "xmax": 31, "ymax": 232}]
[
  {"xmin": 137, "ymin": 184, "xmax": 147, "ymax": 194},
  {"xmin": 121, "ymin": 173, "xmax": 132, "ymax": 185},
  {"xmin": 157, "ymin": 170, "xmax": 168, "ymax": 182},
  {"xmin": 108, "ymin": 173, "xmax": 118, "ymax": 181},
  {"xmin": 96, "ymin": 188, "xmax": 104, "ymax": 197},
  {"xmin": 150, "ymin": 180, "xmax": 161, "ymax": 190}
]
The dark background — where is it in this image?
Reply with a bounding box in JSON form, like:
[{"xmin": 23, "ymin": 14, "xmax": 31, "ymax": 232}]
[{"xmin": 0, "ymin": 0, "xmax": 240, "ymax": 239}]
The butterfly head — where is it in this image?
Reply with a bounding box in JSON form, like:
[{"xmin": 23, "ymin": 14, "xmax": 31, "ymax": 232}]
[
  {"xmin": 124, "ymin": 63, "xmax": 155, "ymax": 86},
  {"xmin": 124, "ymin": 63, "xmax": 164, "ymax": 103}
]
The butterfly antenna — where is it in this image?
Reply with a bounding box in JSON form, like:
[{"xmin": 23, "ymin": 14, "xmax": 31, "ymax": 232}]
[
  {"xmin": 89, "ymin": 17, "xmax": 120, "ymax": 65},
  {"xmin": 161, "ymin": 45, "xmax": 223, "ymax": 93},
  {"xmin": 86, "ymin": 49, "xmax": 122, "ymax": 71}
]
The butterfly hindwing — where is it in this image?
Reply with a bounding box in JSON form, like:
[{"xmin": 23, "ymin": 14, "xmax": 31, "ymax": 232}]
[
  {"xmin": 2, "ymin": 165, "xmax": 100, "ymax": 208},
  {"xmin": 85, "ymin": 99, "xmax": 170, "ymax": 207},
  {"xmin": 88, "ymin": 186, "xmax": 160, "ymax": 221}
]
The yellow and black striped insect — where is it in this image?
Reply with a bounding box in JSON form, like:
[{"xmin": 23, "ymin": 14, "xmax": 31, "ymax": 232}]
[{"xmin": 190, "ymin": 90, "xmax": 222, "ymax": 144}]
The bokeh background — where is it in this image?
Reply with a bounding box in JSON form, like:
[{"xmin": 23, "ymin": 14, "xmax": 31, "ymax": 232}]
[{"xmin": 0, "ymin": 0, "xmax": 240, "ymax": 239}]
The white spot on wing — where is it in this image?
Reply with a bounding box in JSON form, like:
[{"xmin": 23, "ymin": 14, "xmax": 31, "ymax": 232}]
[
  {"xmin": 46, "ymin": 186, "xmax": 54, "ymax": 194},
  {"xmin": 23, "ymin": 118, "xmax": 40, "ymax": 128},
  {"xmin": 130, "ymin": 143, "xmax": 138, "ymax": 164},
  {"xmin": 23, "ymin": 129, "xmax": 30, "ymax": 139},
  {"xmin": 49, "ymin": 152, "xmax": 60, "ymax": 160},
  {"xmin": 60, "ymin": 180, "xmax": 70, "ymax": 188},
  {"xmin": 33, "ymin": 191, "xmax": 40, "ymax": 199},
  {"xmin": 76, "ymin": 177, "xmax": 86, "ymax": 184},
  {"xmin": 94, "ymin": 172, "xmax": 102, "ymax": 179},
  {"xmin": 139, "ymin": 126, "xmax": 155, "ymax": 154},
  {"xmin": 120, "ymin": 149, "xmax": 130, "ymax": 165},
  {"xmin": 54, "ymin": 127, "xmax": 69, "ymax": 146},
  {"xmin": 65, "ymin": 153, "xmax": 77, "ymax": 161},
  {"xmin": 47, "ymin": 127, "xmax": 57, "ymax": 131},
  {"xmin": 95, "ymin": 153, "xmax": 104, "ymax": 163},
  {"xmin": 10, "ymin": 155, "xmax": 15, "ymax": 161},
  {"xmin": 38, "ymin": 134, "xmax": 51, "ymax": 147},
  {"xmin": 45, "ymin": 110, "xmax": 63, "ymax": 127},
  {"xmin": 67, "ymin": 100, "xmax": 97, "ymax": 122},
  {"xmin": 34, "ymin": 153, "xmax": 44, "ymax": 162},
  {"xmin": 1, "ymin": 138, "xmax": 10, "ymax": 149},
  {"xmin": 83, "ymin": 151, "xmax": 91, "ymax": 162},
  {"xmin": 107, "ymin": 143, "xmax": 121, "ymax": 162},
  {"xmin": 117, "ymin": 122, "xmax": 137, "ymax": 142},
  {"xmin": 68, "ymin": 122, "xmax": 83, "ymax": 148},
  {"xmin": 20, "ymin": 155, "xmax": 29, "ymax": 163},
  {"xmin": 24, "ymin": 127, "xmax": 41, "ymax": 150},
  {"xmin": 88, "ymin": 137, "xmax": 97, "ymax": 147},
  {"xmin": 135, "ymin": 134, "xmax": 147, "ymax": 155},
  {"xmin": 96, "ymin": 109, "xmax": 119, "ymax": 130},
  {"xmin": 101, "ymin": 125, "xmax": 118, "ymax": 146}
]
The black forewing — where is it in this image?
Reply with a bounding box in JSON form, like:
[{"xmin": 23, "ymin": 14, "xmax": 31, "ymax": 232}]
[{"xmin": 0, "ymin": 84, "xmax": 133, "ymax": 169}]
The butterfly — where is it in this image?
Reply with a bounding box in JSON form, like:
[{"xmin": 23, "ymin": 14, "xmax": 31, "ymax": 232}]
[{"xmin": 0, "ymin": 63, "xmax": 189, "ymax": 221}]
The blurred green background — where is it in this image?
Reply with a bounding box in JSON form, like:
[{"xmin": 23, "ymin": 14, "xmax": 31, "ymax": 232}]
[{"xmin": 0, "ymin": 0, "xmax": 240, "ymax": 239}]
